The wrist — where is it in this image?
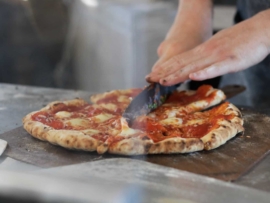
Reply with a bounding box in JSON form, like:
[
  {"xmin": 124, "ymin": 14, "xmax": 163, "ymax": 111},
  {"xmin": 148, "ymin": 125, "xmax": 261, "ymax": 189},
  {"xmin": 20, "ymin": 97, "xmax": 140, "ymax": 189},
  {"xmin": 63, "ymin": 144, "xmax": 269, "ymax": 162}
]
[
  {"xmin": 254, "ymin": 9, "xmax": 270, "ymax": 52},
  {"xmin": 167, "ymin": 0, "xmax": 213, "ymax": 41}
]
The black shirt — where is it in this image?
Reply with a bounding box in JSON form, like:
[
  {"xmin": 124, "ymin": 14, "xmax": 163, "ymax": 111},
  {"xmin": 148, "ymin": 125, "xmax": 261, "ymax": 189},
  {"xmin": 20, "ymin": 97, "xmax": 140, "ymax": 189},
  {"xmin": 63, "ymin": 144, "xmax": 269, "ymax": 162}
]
[{"xmin": 220, "ymin": 0, "xmax": 270, "ymax": 108}]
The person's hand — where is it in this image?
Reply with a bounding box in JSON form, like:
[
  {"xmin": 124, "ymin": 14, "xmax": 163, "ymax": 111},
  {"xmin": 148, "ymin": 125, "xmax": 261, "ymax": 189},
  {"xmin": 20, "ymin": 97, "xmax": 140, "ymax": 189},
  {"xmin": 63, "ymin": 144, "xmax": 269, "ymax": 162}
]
[
  {"xmin": 153, "ymin": 26, "xmax": 211, "ymax": 74},
  {"xmin": 146, "ymin": 10, "xmax": 270, "ymax": 86}
]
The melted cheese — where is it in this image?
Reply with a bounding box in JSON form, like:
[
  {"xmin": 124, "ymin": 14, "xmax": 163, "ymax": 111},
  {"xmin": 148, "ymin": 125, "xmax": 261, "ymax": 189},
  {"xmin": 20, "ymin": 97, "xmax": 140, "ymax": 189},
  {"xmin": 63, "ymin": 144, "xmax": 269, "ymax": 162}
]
[
  {"xmin": 98, "ymin": 103, "xmax": 117, "ymax": 111},
  {"xmin": 82, "ymin": 129, "xmax": 100, "ymax": 135},
  {"xmin": 167, "ymin": 109, "xmax": 179, "ymax": 118},
  {"xmin": 187, "ymin": 100, "xmax": 208, "ymax": 110},
  {"xmin": 186, "ymin": 118, "xmax": 205, "ymax": 125},
  {"xmin": 55, "ymin": 111, "xmax": 72, "ymax": 119},
  {"xmin": 91, "ymin": 113, "xmax": 114, "ymax": 123},
  {"xmin": 206, "ymin": 88, "xmax": 215, "ymax": 96},
  {"xmin": 64, "ymin": 118, "xmax": 91, "ymax": 128},
  {"xmin": 119, "ymin": 117, "xmax": 141, "ymax": 137},
  {"xmin": 160, "ymin": 118, "xmax": 183, "ymax": 126},
  {"xmin": 117, "ymin": 95, "xmax": 131, "ymax": 103},
  {"xmin": 185, "ymin": 90, "xmax": 196, "ymax": 96}
]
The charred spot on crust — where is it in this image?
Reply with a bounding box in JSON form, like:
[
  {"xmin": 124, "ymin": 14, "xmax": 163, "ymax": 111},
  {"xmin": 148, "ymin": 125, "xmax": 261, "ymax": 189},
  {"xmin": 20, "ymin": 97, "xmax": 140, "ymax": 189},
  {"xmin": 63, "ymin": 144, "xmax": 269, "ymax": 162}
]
[
  {"xmin": 53, "ymin": 103, "xmax": 61, "ymax": 106},
  {"xmin": 162, "ymin": 132, "xmax": 168, "ymax": 136},
  {"xmin": 166, "ymin": 141, "xmax": 171, "ymax": 145},
  {"xmin": 141, "ymin": 136, "xmax": 149, "ymax": 140},
  {"xmin": 221, "ymin": 125, "xmax": 227, "ymax": 128},
  {"xmin": 179, "ymin": 140, "xmax": 185, "ymax": 148},
  {"xmin": 205, "ymin": 142, "xmax": 210, "ymax": 148},
  {"xmin": 226, "ymin": 119, "xmax": 232, "ymax": 123},
  {"xmin": 211, "ymin": 133, "xmax": 216, "ymax": 139},
  {"xmin": 186, "ymin": 140, "xmax": 194, "ymax": 149},
  {"xmin": 90, "ymin": 142, "xmax": 94, "ymax": 148},
  {"xmin": 66, "ymin": 140, "xmax": 70, "ymax": 144},
  {"xmin": 144, "ymin": 143, "xmax": 152, "ymax": 153},
  {"xmin": 73, "ymin": 138, "xmax": 78, "ymax": 143}
]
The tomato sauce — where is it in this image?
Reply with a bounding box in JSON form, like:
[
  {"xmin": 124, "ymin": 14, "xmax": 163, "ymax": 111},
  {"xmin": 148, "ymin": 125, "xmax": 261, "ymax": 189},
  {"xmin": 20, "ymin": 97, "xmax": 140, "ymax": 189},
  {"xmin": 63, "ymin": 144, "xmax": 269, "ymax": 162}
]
[
  {"xmin": 166, "ymin": 85, "xmax": 216, "ymax": 105},
  {"xmin": 32, "ymin": 111, "xmax": 64, "ymax": 129},
  {"xmin": 131, "ymin": 102, "xmax": 235, "ymax": 142},
  {"xmin": 96, "ymin": 88, "xmax": 142, "ymax": 104}
]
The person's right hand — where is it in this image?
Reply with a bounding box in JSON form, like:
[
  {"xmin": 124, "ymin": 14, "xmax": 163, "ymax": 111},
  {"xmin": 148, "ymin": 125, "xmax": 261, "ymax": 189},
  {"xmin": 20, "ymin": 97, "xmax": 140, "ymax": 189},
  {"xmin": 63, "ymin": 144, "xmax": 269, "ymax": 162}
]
[
  {"xmin": 153, "ymin": 27, "xmax": 211, "ymax": 73},
  {"xmin": 146, "ymin": 10, "xmax": 270, "ymax": 86}
]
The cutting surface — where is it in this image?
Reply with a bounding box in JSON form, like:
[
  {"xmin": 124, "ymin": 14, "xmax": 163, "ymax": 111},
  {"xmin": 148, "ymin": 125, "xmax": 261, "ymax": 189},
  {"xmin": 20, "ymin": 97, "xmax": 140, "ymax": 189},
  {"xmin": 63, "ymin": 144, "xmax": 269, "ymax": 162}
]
[{"xmin": 1, "ymin": 107, "xmax": 270, "ymax": 181}]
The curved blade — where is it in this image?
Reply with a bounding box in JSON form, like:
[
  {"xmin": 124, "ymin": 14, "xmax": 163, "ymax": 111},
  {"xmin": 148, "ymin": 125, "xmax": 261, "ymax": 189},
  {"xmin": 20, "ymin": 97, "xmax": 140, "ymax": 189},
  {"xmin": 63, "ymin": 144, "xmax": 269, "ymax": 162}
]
[
  {"xmin": 123, "ymin": 83, "xmax": 180, "ymax": 125},
  {"xmin": 220, "ymin": 85, "xmax": 246, "ymax": 99}
]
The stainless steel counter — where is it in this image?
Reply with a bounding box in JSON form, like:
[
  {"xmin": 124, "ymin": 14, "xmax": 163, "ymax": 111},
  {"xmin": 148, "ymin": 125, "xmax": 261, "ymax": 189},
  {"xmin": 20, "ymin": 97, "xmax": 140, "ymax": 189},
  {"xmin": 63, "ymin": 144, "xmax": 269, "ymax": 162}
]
[{"xmin": 0, "ymin": 83, "xmax": 270, "ymax": 203}]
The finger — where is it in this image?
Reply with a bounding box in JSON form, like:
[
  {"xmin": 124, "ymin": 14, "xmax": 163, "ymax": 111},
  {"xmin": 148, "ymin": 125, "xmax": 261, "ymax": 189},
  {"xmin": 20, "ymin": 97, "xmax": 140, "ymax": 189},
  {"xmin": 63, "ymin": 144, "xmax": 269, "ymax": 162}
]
[
  {"xmin": 147, "ymin": 49, "xmax": 202, "ymax": 82},
  {"xmin": 152, "ymin": 46, "xmax": 182, "ymax": 72},
  {"xmin": 189, "ymin": 57, "xmax": 241, "ymax": 81},
  {"xmin": 159, "ymin": 56, "xmax": 219, "ymax": 86},
  {"xmin": 146, "ymin": 46, "xmax": 178, "ymax": 82}
]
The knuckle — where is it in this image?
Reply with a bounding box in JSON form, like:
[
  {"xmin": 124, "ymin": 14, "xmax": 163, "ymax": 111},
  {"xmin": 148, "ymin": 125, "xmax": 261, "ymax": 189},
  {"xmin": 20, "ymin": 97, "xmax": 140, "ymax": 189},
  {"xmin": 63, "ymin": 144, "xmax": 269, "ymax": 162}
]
[
  {"xmin": 157, "ymin": 40, "xmax": 180, "ymax": 57},
  {"xmin": 171, "ymin": 55, "xmax": 185, "ymax": 65},
  {"xmin": 157, "ymin": 41, "xmax": 166, "ymax": 56}
]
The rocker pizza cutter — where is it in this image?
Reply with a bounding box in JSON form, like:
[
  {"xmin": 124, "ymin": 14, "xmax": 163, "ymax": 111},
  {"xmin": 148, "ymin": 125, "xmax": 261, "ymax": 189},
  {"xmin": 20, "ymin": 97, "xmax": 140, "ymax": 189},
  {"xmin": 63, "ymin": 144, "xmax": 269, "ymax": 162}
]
[{"xmin": 123, "ymin": 83, "xmax": 181, "ymax": 125}]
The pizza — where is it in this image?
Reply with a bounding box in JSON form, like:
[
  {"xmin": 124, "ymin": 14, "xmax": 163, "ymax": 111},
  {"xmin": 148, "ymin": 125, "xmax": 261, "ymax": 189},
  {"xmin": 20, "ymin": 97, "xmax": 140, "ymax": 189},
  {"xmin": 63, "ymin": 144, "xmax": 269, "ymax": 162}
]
[{"xmin": 22, "ymin": 85, "xmax": 244, "ymax": 155}]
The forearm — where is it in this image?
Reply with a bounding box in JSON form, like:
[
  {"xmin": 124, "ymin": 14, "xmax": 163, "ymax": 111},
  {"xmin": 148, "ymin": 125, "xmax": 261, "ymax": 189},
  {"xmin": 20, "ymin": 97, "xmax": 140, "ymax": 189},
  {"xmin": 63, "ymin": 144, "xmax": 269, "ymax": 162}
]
[
  {"xmin": 167, "ymin": 0, "xmax": 213, "ymax": 40},
  {"xmin": 256, "ymin": 9, "xmax": 270, "ymax": 52}
]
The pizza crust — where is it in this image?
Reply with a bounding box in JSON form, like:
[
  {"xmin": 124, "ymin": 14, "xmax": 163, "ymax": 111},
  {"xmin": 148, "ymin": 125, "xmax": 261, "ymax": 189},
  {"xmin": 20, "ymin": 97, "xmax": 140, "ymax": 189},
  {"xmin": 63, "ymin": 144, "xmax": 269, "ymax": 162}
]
[
  {"xmin": 40, "ymin": 98, "xmax": 88, "ymax": 111},
  {"xmin": 23, "ymin": 120, "xmax": 101, "ymax": 151},
  {"xmin": 201, "ymin": 103, "xmax": 244, "ymax": 150},
  {"xmin": 90, "ymin": 89, "xmax": 141, "ymax": 104},
  {"xmin": 98, "ymin": 137, "xmax": 204, "ymax": 155}
]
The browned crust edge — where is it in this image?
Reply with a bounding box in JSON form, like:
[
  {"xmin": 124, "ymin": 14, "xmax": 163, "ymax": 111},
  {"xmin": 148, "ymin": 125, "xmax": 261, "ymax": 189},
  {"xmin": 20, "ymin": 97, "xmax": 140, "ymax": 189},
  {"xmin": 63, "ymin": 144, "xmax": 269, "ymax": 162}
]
[
  {"xmin": 90, "ymin": 89, "xmax": 141, "ymax": 104},
  {"xmin": 201, "ymin": 103, "xmax": 244, "ymax": 150},
  {"xmin": 97, "ymin": 137, "xmax": 204, "ymax": 155}
]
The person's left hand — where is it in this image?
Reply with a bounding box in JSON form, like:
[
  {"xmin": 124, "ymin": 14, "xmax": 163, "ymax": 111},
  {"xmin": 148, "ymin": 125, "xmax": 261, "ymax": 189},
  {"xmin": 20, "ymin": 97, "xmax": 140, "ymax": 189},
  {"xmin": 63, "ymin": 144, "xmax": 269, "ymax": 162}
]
[{"xmin": 146, "ymin": 10, "xmax": 270, "ymax": 86}]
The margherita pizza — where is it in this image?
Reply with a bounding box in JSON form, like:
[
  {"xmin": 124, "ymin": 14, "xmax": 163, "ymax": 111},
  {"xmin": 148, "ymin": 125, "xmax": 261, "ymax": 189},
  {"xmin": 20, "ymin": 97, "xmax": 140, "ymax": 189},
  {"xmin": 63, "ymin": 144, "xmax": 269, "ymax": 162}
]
[{"xmin": 22, "ymin": 85, "xmax": 244, "ymax": 155}]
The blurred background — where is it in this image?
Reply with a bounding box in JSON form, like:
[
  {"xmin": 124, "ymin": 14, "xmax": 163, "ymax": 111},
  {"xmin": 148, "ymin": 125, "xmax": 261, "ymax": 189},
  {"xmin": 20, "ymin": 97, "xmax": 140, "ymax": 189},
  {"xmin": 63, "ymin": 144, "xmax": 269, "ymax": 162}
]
[{"xmin": 0, "ymin": 0, "xmax": 236, "ymax": 92}]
